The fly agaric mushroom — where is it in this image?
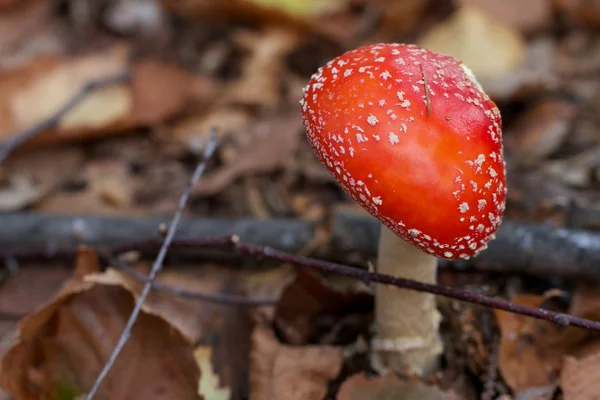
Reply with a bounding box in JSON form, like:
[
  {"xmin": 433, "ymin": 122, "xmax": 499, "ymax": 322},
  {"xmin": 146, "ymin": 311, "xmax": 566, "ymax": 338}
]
[{"xmin": 300, "ymin": 43, "xmax": 506, "ymax": 376}]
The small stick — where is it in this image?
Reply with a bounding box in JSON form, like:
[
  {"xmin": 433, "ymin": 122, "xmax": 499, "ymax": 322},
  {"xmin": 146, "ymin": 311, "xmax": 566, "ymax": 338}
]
[
  {"xmin": 146, "ymin": 235, "xmax": 600, "ymax": 333},
  {"xmin": 0, "ymin": 71, "xmax": 131, "ymax": 164},
  {"xmin": 85, "ymin": 130, "xmax": 218, "ymax": 400}
]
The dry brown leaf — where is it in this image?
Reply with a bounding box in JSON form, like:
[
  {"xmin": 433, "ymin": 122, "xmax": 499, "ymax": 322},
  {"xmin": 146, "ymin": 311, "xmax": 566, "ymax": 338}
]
[
  {"xmin": 195, "ymin": 346, "xmax": 231, "ymax": 400},
  {"xmin": 0, "ymin": 249, "xmax": 200, "ymax": 400},
  {"xmin": 0, "ymin": 320, "xmax": 17, "ymax": 400},
  {"xmin": 379, "ymin": 0, "xmax": 429, "ymax": 36},
  {"xmin": 0, "ymin": 45, "xmax": 210, "ymax": 148},
  {"xmin": 195, "ymin": 110, "xmax": 303, "ymax": 196},
  {"xmin": 418, "ymin": 6, "xmax": 526, "ymax": 79},
  {"xmin": 0, "ymin": 175, "xmax": 40, "ymax": 211},
  {"xmin": 226, "ymin": 28, "xmax": 299, "ymax": 107},
  {"xmin": 100, "ymin": 264, "xmax": 254, "ymax": 399},
  {"xmin": 337, "ymin": 373, "xmax": 459, "ymax": 400},
  {"xmin": 556, "ymin": 0, "xmax": 600, "ymax": 29},
  {"xmin": 274, "ymin": 269, "xmax": 372, "ymax": 345},
  {"xmin": 0, "ymin": 0, "xmax": 51, "ymax": 57},
  {"xmin": 504, "ymin": 99, "xmax": 577, "ymax": 167},
  {"xmin": 0, "ymin": 265, "xmax": 71, "ymax": 317},
  {"xmin": 455, "ymin": 0, "xmax": 552, "ymax": 33},
  {"xmin": 495, "ymin": 295, "xmax": 564, "ymax": 392},
  {"xmin": 561, "ymin": 353, "xmax": 600, "ymax": 400},
  {"xmin": 160, "ymin": 0, "xmax": 348, "ymax": 40},
  {"xmin": 3, "ymin": 145, "xmax": 84, "ymax": 197},
  {"xmin": 33, "ymin": 157, "xmax": 143, "ymax": 216},
  {"xmin": 250, "ymin": 324, "xmax": 342, "ymax": 400},
  {"xmin": 513, "ymin": 385, "xmax": 557, "ymax": 400},
  {"xmin": 172, "ymin": 107, "xmax": 252, "ymax": 154}
]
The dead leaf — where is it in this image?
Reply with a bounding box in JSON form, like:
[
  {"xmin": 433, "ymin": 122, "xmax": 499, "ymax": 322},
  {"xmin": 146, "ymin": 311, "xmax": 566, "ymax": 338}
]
[
  {"xmin": 0, "ymin": 250, "xmax": 201, "ymax": 400},
  {"xmin": 3, "ymin": 145, "xmax": 84, "ymax": 200},
  {"xmin": 274, "ymin": 269, "xmax": 372, "ymax": 345},
  {"xmin": 195, "ymin": 346, "xmax": 231, "ymax": 400},
  {"xmin": 0, "ymin": 265, "xmax": 72, "ymax": 317},
  {"xmin": 0, "ymin": 175, "xmax": 40, "ymax": 211},
  {"xmin": 225, "ymin": 28, "xmax": 299, "ymax": 107},
  {"xmin": 337, "ymin": 372, "xmax": 458, "ymax": 400},
  {"xmin": 418, "ymin": 6, "xmax": 526, "ymax": 79},
  {"xmin": 513, "ymin": 385, "xmax": 557, "ymax": 400},
  {"xmin": 556, "ymin": 0, "xmax": 600, "ymax": 29},
  {"xmin": 103, "ymin": 264, "xmax": 254, "ymax": 399},
  {"xmin": 250, "ymin": 324, "xmax": 342, "ymax": 400},
  {"xmin": 379, "ymin": 0, "xmax": 429, "ymax": 36},
  {"xmin": 495, "ymin": 295, "xmax": 564, "ymax": 392},
  {"xmin": 455, "ymin": 0, "xmax": 552, "ymax": 33},
  {"xmin": 0, "ymin": 45, "xmax": 210, "ymax": 149},
  {"xmin": 172, "ymin": 107, "xmax": 252, "ymax": 154},
  {"xmin": 0, "ymin": 0, "xmax": 51, "ymax": 57},
  {"xmin": 504, "ymin": 99, "xmax": 577, "ymax": 167},
  {"xmin": 160, "ymin": 0, "xmax": 348, "ymax": 40},
  {"xmin": 194, "ymin": 110, "xmax": 303, "ymax": 196},
  {"xmin": 561, "ymin": 353, "xmax": 600, "ymax": 400},
  {"xmin": 0, "ymin": 320, "xmax": 17, "ymax": 400}
]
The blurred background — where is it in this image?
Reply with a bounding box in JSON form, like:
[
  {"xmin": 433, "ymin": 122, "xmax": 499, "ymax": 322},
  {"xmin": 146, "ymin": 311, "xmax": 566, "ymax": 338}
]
[{"xmin": 1, "ymin": 0, "xmax": 600, "ymax": 399}]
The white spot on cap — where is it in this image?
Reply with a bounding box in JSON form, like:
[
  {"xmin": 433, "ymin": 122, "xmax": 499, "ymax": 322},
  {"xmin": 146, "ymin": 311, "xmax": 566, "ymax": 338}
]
[
  {"xmin": 478, "ymin": 200, "xmax": 487, "ymax": 211},
  {"xmin": 388, "ymin": 132, "xmax": 399, "ymax": 145},
  {"xmin": 459, "ymin": 203, "xmax": 469, "ymax": 213},
  {"xmin": 367, "ymin": 115, "xmax": 378, "ymax": 126}
]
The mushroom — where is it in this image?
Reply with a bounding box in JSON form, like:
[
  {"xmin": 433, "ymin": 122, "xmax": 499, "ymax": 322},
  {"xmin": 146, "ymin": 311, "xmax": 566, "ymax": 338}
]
[{"xmin": 299, "ymin": 43, "xmax": 506, "ymax": 376}]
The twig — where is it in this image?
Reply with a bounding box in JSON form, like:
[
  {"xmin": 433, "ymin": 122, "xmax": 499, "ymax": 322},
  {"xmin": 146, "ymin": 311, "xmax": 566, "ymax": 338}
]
[
  {"xmin": 4, "ymin": 213, "xmax": 600, "ymax": 279},
  {"xmin": 0, "ymin": 71, "xmax": 131, "ymax": 164},
  {"xmin": 113, "ymin": 234, "xmax": 600, "ymax": 332},
  {"xmin": 85, "ymin": 130, "xmax": 218, "ymax": 399}
]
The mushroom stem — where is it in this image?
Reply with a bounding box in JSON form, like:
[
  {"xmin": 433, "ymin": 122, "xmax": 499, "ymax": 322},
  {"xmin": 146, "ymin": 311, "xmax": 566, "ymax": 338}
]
[{"xmin": 371, "ymin": 225, "xmax": 443, "ymax": 377}]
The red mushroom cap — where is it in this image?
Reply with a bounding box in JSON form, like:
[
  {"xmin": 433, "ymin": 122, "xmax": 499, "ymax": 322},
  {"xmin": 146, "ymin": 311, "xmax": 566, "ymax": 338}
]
[{"xmin": 300, "ymin": 43, "xmax": 506, "ymax": 260}]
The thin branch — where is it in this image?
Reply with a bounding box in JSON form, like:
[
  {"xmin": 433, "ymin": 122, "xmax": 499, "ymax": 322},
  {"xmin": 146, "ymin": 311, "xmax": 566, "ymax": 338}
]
[
  {"xmin": 4, "ymin": 213, "xmax": 600, "ymax": 280},
  {"xmin": 105, "ymin": 234, "xmax": 600, "ymax": 332},
  {"xmin": 86, "ymin": 130, "xmax": 218, "ymax": 400},
  {"xmin": 0, "ymin": 71, "xmax": 131, "ymax": 164}
]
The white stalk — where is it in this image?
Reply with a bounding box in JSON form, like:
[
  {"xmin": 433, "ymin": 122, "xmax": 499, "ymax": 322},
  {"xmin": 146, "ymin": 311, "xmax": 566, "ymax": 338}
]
[{"xmin": 370, "ymin": 225, "xmax": 443, "ymax": 376}]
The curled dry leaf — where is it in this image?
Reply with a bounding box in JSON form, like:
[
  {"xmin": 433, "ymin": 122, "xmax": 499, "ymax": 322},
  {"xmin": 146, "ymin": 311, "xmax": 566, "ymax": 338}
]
[
  {"xmin": 195, "ymin": 346, "xmax": 231, "ymax": 400},
  {"xmin": 455, "ymin": 0, "xmax": 552, "ymax": 33},
  {"xmin": 337, "ymin": 372, "xmax": 459, "ymax": 400},
  {"xmin": 274, "ymin": 269, "xmax": 372, "ymax": 345},
  {"xmin": 0, "ymin": 0, "xmax": 52, "ymax": 58},
  {"xmin": 561, "ymin": 353, "xmax": 600, "ymax": 400},
  {"xmin": 160, "ymin": 0, "xmax": 348, "ymax": 40},
  {"xmin": 250, "ymin": 324, "xmax": 343, "ymax": 400},
  {"xmin": 226, "ymin": 28, "xmax": 299, "ymax": 107},
  {"xmin": 172, "ymin": 107, "xmax": 252, "ymax": 154},
  {"xmin": 104, "ymin": 264, "xmax": 254, "ymax": 399},
  {"xmin": 556, "ymin": 0, "xmax": 600, "ymax": 29},
  {"xmin": 379, "ymin": 0, "xmax": 430, "ymax": 36},
  {"xmin": 194, "ymin": 110, "xmax": 303, "ymax": 196},
  {"xmin": 2, "ymin": 145, "xmax": 85, "ymax": 206},
  {"xmin": 504, "ymin": 99, "xmax": 577, "ymax": 167},
  {"xmin": 0, "ymin": 45, "xmax": 210, "ymax": 149},
  {"xmin": 0, "ymin": 249, "xmax": 200, "ymax": 400},
  {"xmin": 495, "ymin": 295, "xmax": 564, "ymax": 392},
  {"xmin": 418, "ymin": 6, "xmax": 526, "ymax": 79},
  {"xmin": 0, "ymin": 265, "xmax": 71, "ymax": 317}
]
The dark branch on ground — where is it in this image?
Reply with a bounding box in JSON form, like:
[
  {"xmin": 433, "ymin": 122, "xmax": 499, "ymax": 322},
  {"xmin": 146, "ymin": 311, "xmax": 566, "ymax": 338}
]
[{"xmin": 2, "ymin": 211, "xmax": 600, "ymax": 279}]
